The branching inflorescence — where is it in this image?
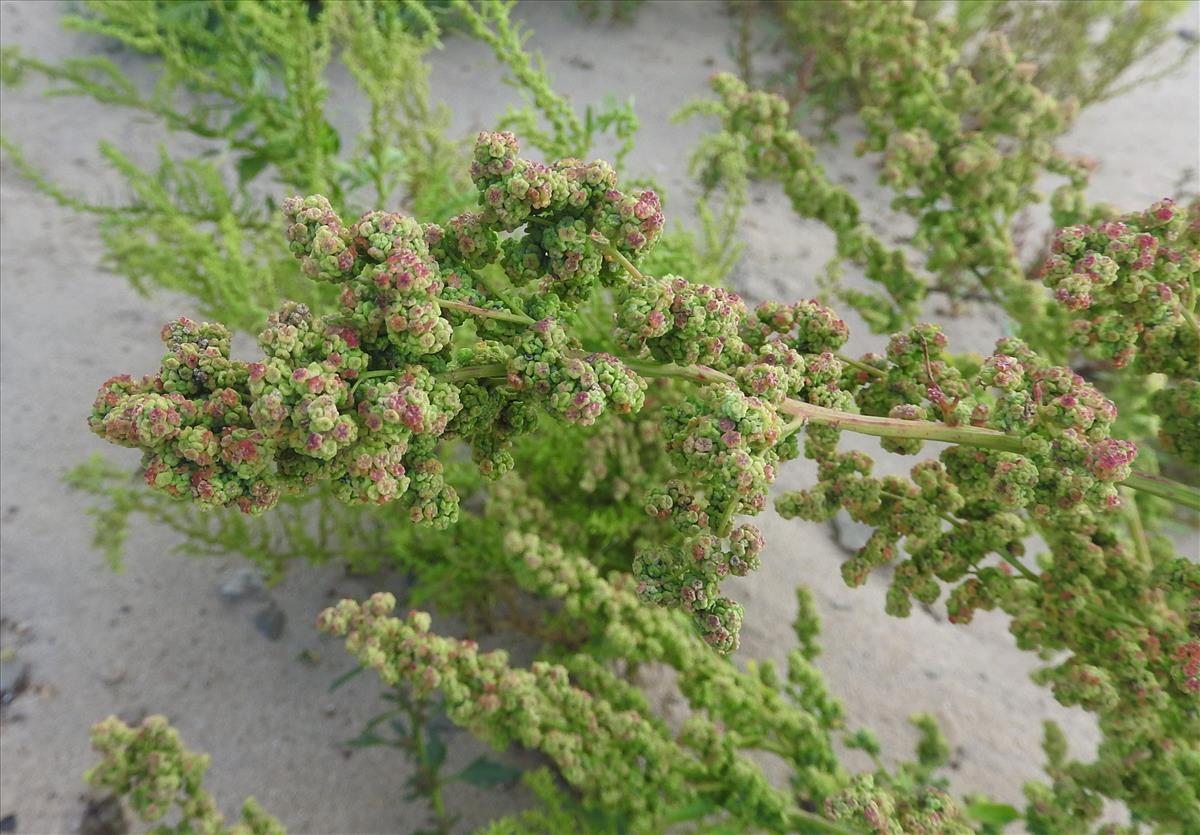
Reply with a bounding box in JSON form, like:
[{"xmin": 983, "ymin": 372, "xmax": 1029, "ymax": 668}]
[
  {"xmin": 87, "ymin": 715, "xmax": 284, "ymax": 835},
  {"xmin": 87, "ymin": 132, "xmax": 1200, "ymax": 830}
]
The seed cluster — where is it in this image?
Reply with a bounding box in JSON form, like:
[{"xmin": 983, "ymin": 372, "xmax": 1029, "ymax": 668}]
[
  {"xmin": 89, "ymin": 133, "xmax": 660, "ymax": 528},
  {"xmin": 85, "ymin": 134, "xmax": 1198, "ymax": 833},
  {"xmin": 88, "ymin": 715, "xmax": 283, "ymax": 835}
]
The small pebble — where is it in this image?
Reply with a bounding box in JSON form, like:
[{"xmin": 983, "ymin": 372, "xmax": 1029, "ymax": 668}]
[
  {"xmin": 79, "ymin": 794, "xmax": 127, "ymax": 835},
  {"xmin": 0, "ymin": 659, "xmax": 30, "ymax": 705},
  {"xmin": 219, "ymin": 567, "xmax": 266, "ymax": 602},
  {"xmin": 116, "ymin": 707, "xmax": 147, "ymax": 727},
  {"xmin": 253, "ymin": 603, "xmax": 286, "ymax": 641}
]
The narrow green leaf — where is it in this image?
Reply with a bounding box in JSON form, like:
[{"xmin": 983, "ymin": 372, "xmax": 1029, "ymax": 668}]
[
  {"xmin": 663, "ymin": 800, "xmax": 718, "ymax": 824},
  {"xmin": 964, "ymin": 801, "xmax": 1021, "ymax": 826},
  {"xmin": 328, "ymin": 665, "xmax": 364, "ymax": 692},
  {"xmin": 454, "ymin": 756, "xmax": 522, "ymax": 788},
  {"xmin": 423, "ymin": 728, "xmax": 447, "ymax": 770},
  {"xmin": 236, "ymin": 153, "xmax": 270, "ymax": 185},
  {"xmin": 344, "ymin": 730, "xmax": 388, "ymax": 749}
]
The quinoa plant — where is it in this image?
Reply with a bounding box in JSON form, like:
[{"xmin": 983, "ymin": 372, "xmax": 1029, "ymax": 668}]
[
  {"xmin": 683, "ymin": 0, "xmax": 1197, "ymax": 503},
  {"xmin": 7, "ymin": 0, "xmax": 687, "ymax": 612},
  {"xmin": 755, "ymin": 0, "xmax": 1194, "ymax": 136},
  {"xmin": 84, "ymin": 130, "xmax": 1200, "ymax": 832},
  {"xmin": 7, "ymin": 1, "xmax": 1198, "ymax": 832},
  {"xmin": 686, "ymin": 4, "xmax": 1095, "ymax": 337}
]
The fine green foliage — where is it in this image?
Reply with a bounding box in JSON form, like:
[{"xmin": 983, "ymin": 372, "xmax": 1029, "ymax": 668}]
[
  {"xmin": 757, "ymin": 0, "xmax": 1194, "ymax": 133},
  {"xmin": 686, "ymin": 4, "xmax": 1093, "ymax": 338},
  {"xmin": 452, "ymin": 0, "xmax": 640, "ymax": 171},
  {"xmin": 1, "ymin": 0, "xmax": 471, "ymax": 330},
  {"xmin": 945, "ymin": 0, "xmax": 1196, "ymax": 108},
  {"xmin": 337, "ymin": 682, "xmax": 521, "ymax": 834}
]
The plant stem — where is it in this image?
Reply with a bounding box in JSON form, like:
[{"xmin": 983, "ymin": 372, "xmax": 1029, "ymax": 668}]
[
  {"xmin": 593, "ymin": 235, "xmax": 647, "ymax": 282},
  {"xmin": 1180, "ymin": 305, "xmax": 1200, "ymax": 359},
  {"xmin": 836, "ymin": 353, "xmax": 885, "ymax": 379},
  {"xmin": 1122, "ymin": 487, "xmax": 1153, "ymax": 568},
  {"xmin": 1123, "ymin": 471, "xmax": 1200, "ymax": 511},
  {"xmin": 628, "ymin": 360, "xmax": 1200, "ymax": 509},
  {"xmin": 1000, "ymin": 553, "xmax": 1040, "ymax": 584},
  {"xmin": 789, "ymin": 808, "xmax": 866, "ymax": 835},
  {"xmin": 440, "ymin": 363, "xmax": 508, "ymax": 383},
  {"xmin": 350, "ymin": 367, "xmax": 400, "ymax": 394},
  {"xmin": 781, "ymin": 416, "xmax": 808, "ymax": 440},
  {"xmin": 407, "ymin": 700, "xmax": 451, "ymax": 833},
  {"xmin": 438, "ymin": 299, "xmax": 533, "ymax": 325},
  {"xmin": 777, "ymin": 397, "xmax": 1023, "ymax": 451}
]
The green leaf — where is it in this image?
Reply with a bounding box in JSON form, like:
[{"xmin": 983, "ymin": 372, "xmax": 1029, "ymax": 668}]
[
  {"xmin": 662, "ymin": 800, "xmax": 718, "ymax": 824},
  {"xmin": 423, "ymin": 728, "xmax": 447, "ymax": 770},
  {"xmin": 318, "ymin": 120, "xmax": 341, "ymax": 155},
  {"xmin": 965, "ymin": 801, "xmax": 1021, "ymax": 826},
  {"xmin": 250, "ymin": 64, "xmax": 271, "ymax": 96},
  {"xmin": 225, "ymin": 105, "xmax": 257, "ymax": 135},
  {"xmin": 328, "ymin": 665, "xmax": 364, "ymax": 692},
  {"xmin": 344, "ymin": 712, "xmax": 397, "ymax": 749},
  {"xmin": 344, "ymin": 729, "xmax": 388, "ymax": 749},
  {"xmin": 236, "ymin": 152, "xmax": 271, "ymax": 186},
  {"xmin": 454, "ymin": 756, "xmax": 522, "ymax": 788}
]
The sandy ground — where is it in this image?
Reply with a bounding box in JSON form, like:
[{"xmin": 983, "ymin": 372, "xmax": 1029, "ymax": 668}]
[{"xmin": 1, "ymin": 1, "xmax": 1198, "ymax": 833}]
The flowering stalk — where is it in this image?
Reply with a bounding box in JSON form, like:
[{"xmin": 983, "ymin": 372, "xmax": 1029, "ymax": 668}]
[
  {"xmin": 617, "ymin": 360, "xmax": 1199, "ymax": 508},
  {"xmin": 87, "ymin": 715, "xmax": 283, "ymax": 835},
  {"xmin": 84, "ymin": 132, "xmax": 1199, "ymax": 830}
]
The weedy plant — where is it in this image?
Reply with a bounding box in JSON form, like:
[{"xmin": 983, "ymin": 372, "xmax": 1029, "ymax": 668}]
[
  {"xmin": 4, "ymin": 0, "xmax": 1199, "ymax": 833},
  {"xmin": 743, "ymin": 0, "xmax": 1195, "ymax": 138}
]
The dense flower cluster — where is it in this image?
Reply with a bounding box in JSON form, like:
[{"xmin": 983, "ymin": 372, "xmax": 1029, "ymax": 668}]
[
  {"xmin": 87, "ymin": 135, "xmax": 1199, "ymax": 832},
  {"xmin": 317, "ymin": 534, "xmax": 975, "ymax": 833},
  {"xmin": 90, "ymin": 143, "xmax": 1187, "ymax": 667},
  {"xmin": 505, "ymin": 318, "xmax": 646, "ymax": 426},
  {"xmin": 1153, "ymin": 380, "xmax": 1200, "ymax": 468},
  {"xmin": 778, "ymin": 314, "xmax": 1200, "ymax": 827},
  {"xmin": 781, "ymin": 324, "xmax": 1144, "ymax": 616},
  {"xmin": 318, "ymin": 591, "xmax": 703, "ymax": 825},
  {"xmin": 87, "ymin": 715, "xmax": 283, "ymax": 835},
  {"xmin": 89, "ymin": 319, "xmax": 280, "ymax": 515},
  {"xmin": 88, "ymin": 132, "xmax": 660, "ymax": 527},
  {"xmin": 610, "ymin": 278, "xmax": 864, "ymax": 649},
  {"xmin": 687, "ymin": 0, "xmax": 1096, "ymax": 340},
  {"xmin": 1040, "ymin": 198, "xmax": 1200, "ymax": 469},
  {"xmin": 824, "ymin": 775, "xmax": 971, "ymax": 835},
  {"xmin": 473, "ymin": 130, "xmax": 663, "ymax": 305},
  {"xmin": 1041, "ymin": 197, "xmax": 1199, "ymax": 373}
]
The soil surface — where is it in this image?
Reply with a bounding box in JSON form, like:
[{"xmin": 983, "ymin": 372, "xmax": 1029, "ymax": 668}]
[{"xmin": 1, "ymin": 1, "xmax": 1197, "ymax": 832}]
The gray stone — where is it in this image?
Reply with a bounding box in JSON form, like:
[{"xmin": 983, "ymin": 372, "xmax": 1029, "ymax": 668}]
[
  {"xmin": 0, "ymin": 659, "xmax": 30, "ymax": 705},
  {"xmin": 253, "ymin": 603, "xmax": 286, "ymax": 641},
  {"xmin": 218, "ymin": 567, "xmax": 266, "ymax": 602},
  {"xmin": 79, "ymin": 795, "xmax": 127, "ymax": 835}
]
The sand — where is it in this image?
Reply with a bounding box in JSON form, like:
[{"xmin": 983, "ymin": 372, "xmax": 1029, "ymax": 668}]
[{"xmin": 1, "ymin": 1, "xmax": 1197, "ymax": 832}]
